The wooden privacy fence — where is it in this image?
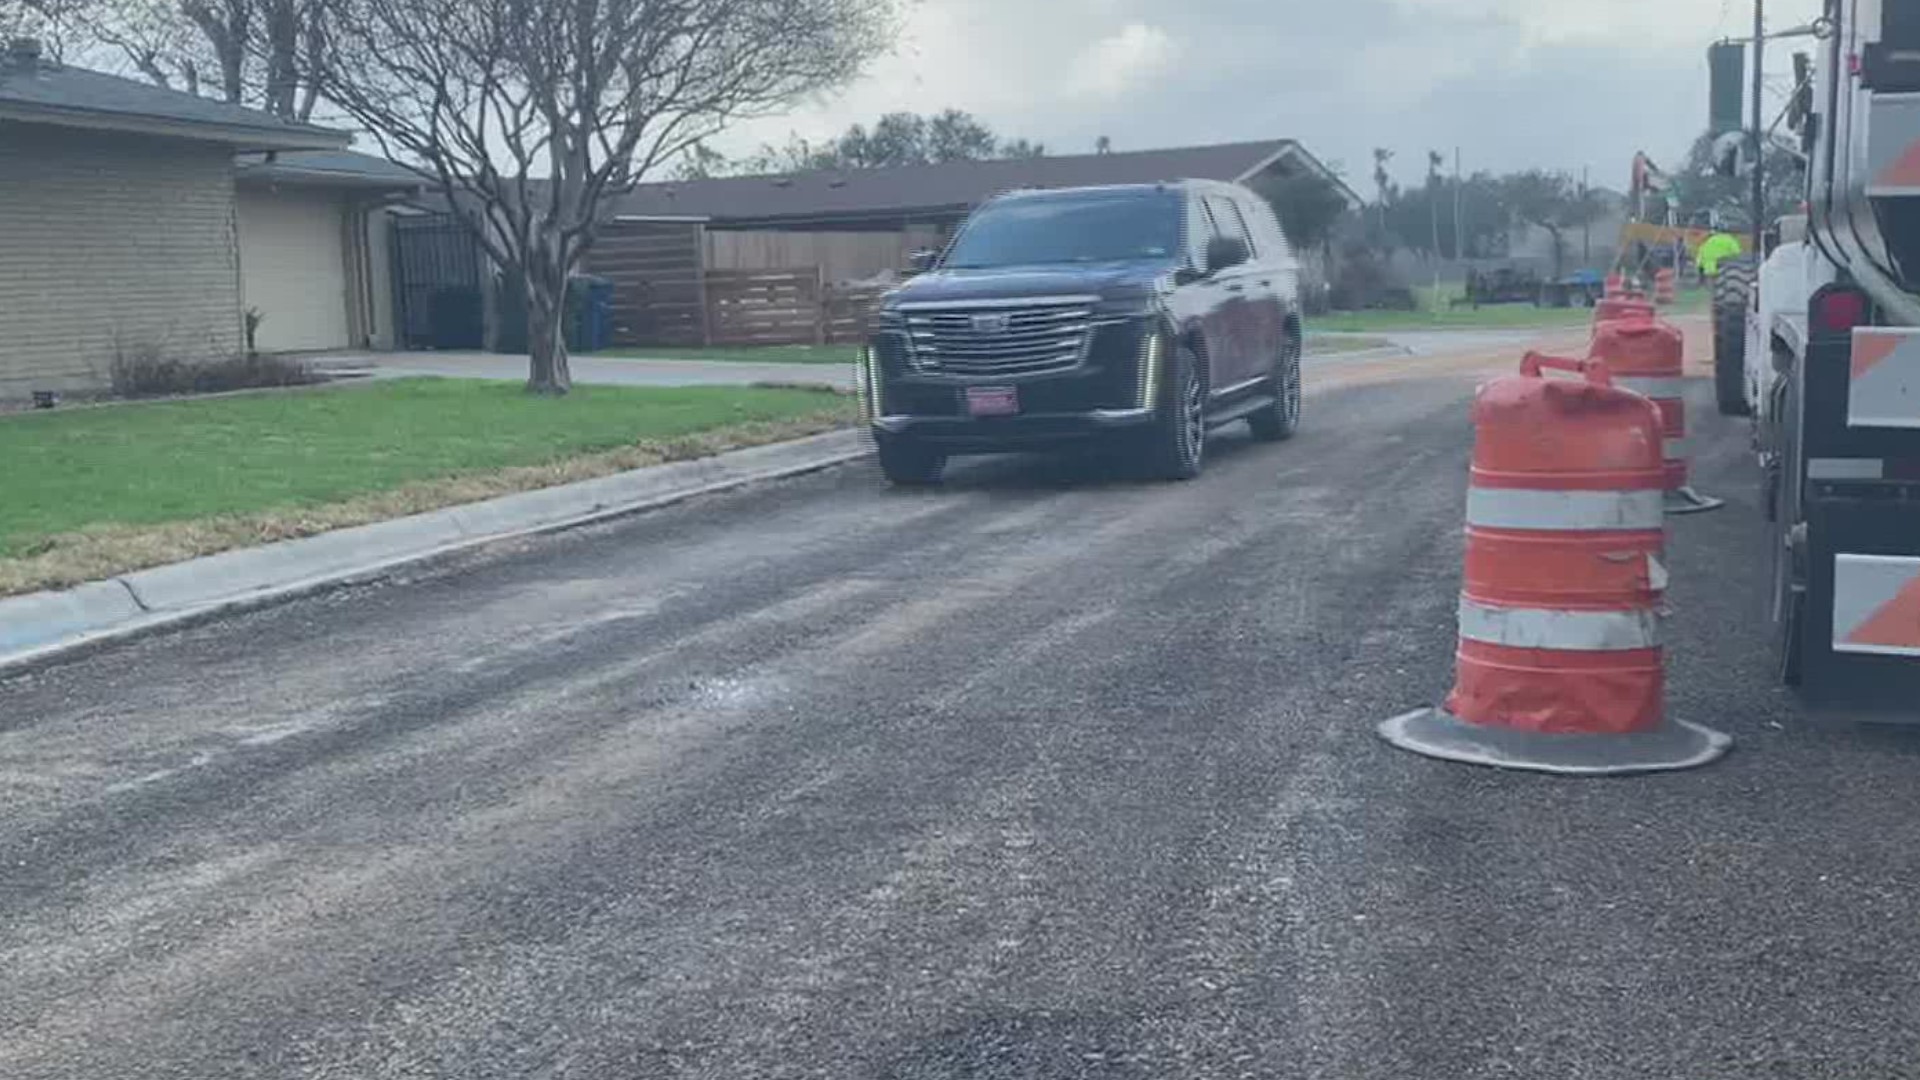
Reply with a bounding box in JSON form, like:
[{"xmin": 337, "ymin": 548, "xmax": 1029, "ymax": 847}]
[{"xmin": 704, "ymin": 269, "xmax": 886, "ymax": 348}]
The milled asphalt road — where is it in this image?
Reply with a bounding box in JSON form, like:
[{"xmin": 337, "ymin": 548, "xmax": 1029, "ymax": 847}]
[{"xmin": 6, "ymin": 339, "xmax": 1920, "ymax": 1078}]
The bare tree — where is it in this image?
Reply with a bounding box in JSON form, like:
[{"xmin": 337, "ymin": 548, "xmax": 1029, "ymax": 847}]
[
  {"xmin": 3, "ymin": 0, "xmax": 89, "ymax": 61},
  {"xmin": 309, "ymin": 0, "xmax": 897, "ymax": 394},
  {"xmin": 16, "ymin": 0, "xmax": 329, "ymax": 118}
]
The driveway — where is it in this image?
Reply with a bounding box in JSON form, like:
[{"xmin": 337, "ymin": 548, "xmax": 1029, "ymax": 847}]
[{"xmin": 4, "ymin": 323, "xmax": 1910, "ymax": 1079}]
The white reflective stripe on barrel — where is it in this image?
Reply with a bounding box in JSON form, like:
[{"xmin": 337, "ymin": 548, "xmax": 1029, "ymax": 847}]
[
  {"xmin": 1615, "ymin": 375, "xmax": 1685, "ymax": 400},
  {"xmin": 1458, "ymin": 599, "xmax": 1662, "ymax": 651},
  {"xmin": 1465, "ymin": 487, "xmax": 1665, "ymax": 531},
  {"xmin": 1664, "ymin": 435, "xmax": 1691, "ymax": 460}
]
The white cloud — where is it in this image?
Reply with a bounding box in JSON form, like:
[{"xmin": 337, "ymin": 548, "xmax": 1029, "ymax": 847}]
[
  {"xmin": 1396, "ymin": 0, "xmax": 1823, "ymax": 49},
  {"xmin": 1065, "ymin": 23, "xmax": 1180, "ymax": 100},
  {"xmin": 699, "ymin": 0, "xmax": 1832, "ymax": 189}
]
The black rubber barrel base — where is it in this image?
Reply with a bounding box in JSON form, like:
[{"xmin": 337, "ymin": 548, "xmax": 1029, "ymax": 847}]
[{"xmin": 1378, "ymin": 707, "xmax": 1732, "ymax": 776}]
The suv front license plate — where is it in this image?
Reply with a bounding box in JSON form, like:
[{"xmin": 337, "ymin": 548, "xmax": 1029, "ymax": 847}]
[{"xmin": 965, "ymin": 386, "xmax": 1019, "ymax": 417}]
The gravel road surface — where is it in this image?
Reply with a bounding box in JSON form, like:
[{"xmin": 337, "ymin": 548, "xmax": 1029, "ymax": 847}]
[{"xmin": 5, "ymin": 330, "xmax": 1918, "ymax": 1079}]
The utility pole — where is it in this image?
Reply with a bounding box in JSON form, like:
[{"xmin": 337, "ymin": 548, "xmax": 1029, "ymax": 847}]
[
  {"xmin": 1428, "ymin": 151, "xmax": 1444, "ymax": 309},
  {"xmin": 1453, "ymin": 147, "xmax": 1464, "ymax": 264},
  {"xmin": 1751, "ymin": 0, "xmax": 1767, "ymax": 264},
  {"xmin": 1582, "ymin": 165, "xmax": 1591, "ymax": 265}
]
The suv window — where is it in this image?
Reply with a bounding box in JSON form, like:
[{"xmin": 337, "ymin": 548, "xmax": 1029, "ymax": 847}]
[
  {"xmin": 1185, "ymin": 196, "xmax": 1222, "ymax": 268},
  {"xmin": 1207, "ymin": 195, "xmax": 1256, "ymax": 255},
  {"xmin": 1240, "ymin": 195, "xmax": 1293, "ymax": 264},
  {"xmin": 942, "ymin": 190, "xmax": 1183, "ymax": 269}
]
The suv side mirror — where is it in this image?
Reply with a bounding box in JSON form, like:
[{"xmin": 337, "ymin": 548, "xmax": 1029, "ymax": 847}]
[
  {"xmin": 1205, "ymin": 235, "xmax": 1250, "ymax": 274},
  {"xmin": 907, "ymin": 248, "xmax": 938, "ymax": 273}
]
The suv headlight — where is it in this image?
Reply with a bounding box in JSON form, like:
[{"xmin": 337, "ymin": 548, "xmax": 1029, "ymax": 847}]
[{"xmin": 1092, "ymin": 293, "xmax": 1162, "ymax": 321}]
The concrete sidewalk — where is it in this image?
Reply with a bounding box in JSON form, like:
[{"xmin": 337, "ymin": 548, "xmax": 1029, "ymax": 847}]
[
  {"xmin": 326, "ymin": 341, "xmax": 1413, "ymax": 390},
  {"xmin": 317, "ymin": 351, "xmax": 854, "ymax": 390},
  {"xmin": 0, "ymin": 429, "xmax": 867, "ymax": 673}
]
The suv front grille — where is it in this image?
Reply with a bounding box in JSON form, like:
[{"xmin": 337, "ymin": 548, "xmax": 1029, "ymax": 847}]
[{"xmin": 903, "ymin": 300, "xmax": 1095, "ymax": 376}]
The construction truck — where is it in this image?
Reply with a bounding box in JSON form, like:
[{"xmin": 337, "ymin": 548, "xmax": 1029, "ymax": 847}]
[{"xmin": 1712, "ymin": 0, "xmax": 1920, "ymax": 712}]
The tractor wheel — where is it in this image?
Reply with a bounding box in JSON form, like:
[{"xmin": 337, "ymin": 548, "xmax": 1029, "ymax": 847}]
[{"xmin": 1713, "ymin": 256, "xmax": 1755, "ymax": 417}]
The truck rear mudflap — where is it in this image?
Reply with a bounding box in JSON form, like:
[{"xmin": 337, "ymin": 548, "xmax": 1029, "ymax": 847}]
[
  {"xmin": 1797, "ymin": 492, "xmax": 1920, "ymax": 714},
  {"xmin": 1788, "ymin": 319, "xmax": 1920, "ymax": 715}
]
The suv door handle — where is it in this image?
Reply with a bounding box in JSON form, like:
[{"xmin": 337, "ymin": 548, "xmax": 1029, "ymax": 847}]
[{"xmin": 1224, "ymin": 283, "xmax": 1245, "ymax": 294}]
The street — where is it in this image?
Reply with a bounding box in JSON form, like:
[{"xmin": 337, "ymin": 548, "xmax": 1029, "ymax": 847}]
[{"xmin": 5, "ymin": 334, "xmax": 1919, "ymax": 1079}]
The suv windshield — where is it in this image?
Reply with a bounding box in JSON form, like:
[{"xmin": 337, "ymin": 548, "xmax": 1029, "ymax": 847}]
[{"xmin": 940, "ymin": 190, "xmax": 1182, "ymax": 269}]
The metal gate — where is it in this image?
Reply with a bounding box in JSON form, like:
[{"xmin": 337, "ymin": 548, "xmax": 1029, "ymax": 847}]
[{"xmin": 391, "ymin": 213, "xmax": 485, "ymax": 349}]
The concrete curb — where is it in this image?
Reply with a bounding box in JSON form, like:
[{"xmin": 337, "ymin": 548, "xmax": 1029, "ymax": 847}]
[
  {"xmin": 0, "ymin": 429, "xmax": 867, "ymax": 675},
  {"xmin": 1304, "ymin": 345, "xmax": 1414, "ymax": 366}
]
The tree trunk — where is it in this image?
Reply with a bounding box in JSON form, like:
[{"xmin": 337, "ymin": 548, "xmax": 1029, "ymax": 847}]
[
  {"xmin": 525, "ymin": 272, "xmax": 572, "ymax": 395},
  {"xmin": 262, "ymin": 0, "xmax": 300, "ymax": 118}
]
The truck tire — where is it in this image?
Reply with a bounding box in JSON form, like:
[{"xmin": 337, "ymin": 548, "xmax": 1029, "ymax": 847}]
[
  {"xmin": 1713, "ymin": 256, "xmax": 1755, "ymax": 417},
  {"xmin": 876, "ymin": 438, "xmax": 946, "ymax": 486}
]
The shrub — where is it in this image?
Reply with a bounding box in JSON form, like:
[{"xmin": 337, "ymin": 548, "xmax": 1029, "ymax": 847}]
[
  {"xmin": 1328, "ymin": 246, "xmax": 1417, "ymax": 312},
  {"xmin": 109, "ymin": 344, "xmax": 320, "ymax": 399}
]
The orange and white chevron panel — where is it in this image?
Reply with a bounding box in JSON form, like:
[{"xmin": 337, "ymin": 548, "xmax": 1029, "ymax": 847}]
[
  {"xmin": 1849, "ymin": 328, "xmax": 1920, "ymax": 430},
  {"xmin": 1867, "ymin": 92, "xmax": 1920, "ymax": 198},
  {"xmin": 1833, "ymin": 555, "xmax": 1920, "ymax": 658}
]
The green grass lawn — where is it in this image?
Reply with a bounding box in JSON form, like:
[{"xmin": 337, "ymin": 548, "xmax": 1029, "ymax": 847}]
[
  {"xmin": 601, "ymin": 344, "xmax": 861, "ymax": 365},
  {"xmin": 0, "ymin": 378, "xmax": 849, "ymax": 565}
]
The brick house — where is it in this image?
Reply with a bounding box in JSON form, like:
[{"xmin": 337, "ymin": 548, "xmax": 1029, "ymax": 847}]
[{"xmin": 0, "ymin": 39, "xmax": 416, "ymax": 397}]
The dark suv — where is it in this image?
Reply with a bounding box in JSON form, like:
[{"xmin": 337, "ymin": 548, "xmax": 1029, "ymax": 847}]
[{"xmin": 858, "ymin": 180, "xmax": 1303, "ymax": 484}]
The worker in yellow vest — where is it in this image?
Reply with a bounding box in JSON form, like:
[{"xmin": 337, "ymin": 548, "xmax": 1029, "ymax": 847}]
[{"xmin": 1696, "ymin": 231, "xmax": 1743, "ymax": 280}]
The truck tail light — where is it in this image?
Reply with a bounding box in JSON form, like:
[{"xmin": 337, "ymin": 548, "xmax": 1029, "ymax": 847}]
[{"xmin": 1813, "ymin": 285, "xmax": 1870, "ymax": 334}]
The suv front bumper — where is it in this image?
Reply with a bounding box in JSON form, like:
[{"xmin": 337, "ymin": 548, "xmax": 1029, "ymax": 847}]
[
  {"xmin": 872, "ymin": 406, "xmax": 1155, "ymax": 452},
  {"xmin": 864, "ymin": 318, "xmax": 1157, "ymax": 453}
]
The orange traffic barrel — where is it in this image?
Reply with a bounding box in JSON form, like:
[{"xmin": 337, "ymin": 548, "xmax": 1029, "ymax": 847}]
[
  {"xmin": 1653, "ymin": 268, "xmax": 1677, "ymax": 306},
  {"xmin": 1589, "ymin": 318, "xmax": 1725, "ymax": 515},
  {"xmin": 1593, "ymin": 295, "xmax": 1655, "ymax": 327},
  {"xmin": 1378, "ymin": 352, "xmax": 1730, "ymax": 774}
]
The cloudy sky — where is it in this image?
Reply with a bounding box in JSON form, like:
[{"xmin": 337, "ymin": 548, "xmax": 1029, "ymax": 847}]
[{"xmin": 718, "ymin": 0, "xmax": 1825, "ymax": 190}]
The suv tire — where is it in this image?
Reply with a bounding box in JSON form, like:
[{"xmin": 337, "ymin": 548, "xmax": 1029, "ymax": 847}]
[
  {"xmin": 1713, "ymin": 256, "xmax": 1755, "ymax": 417},
  {"xmin": 1247, "ymin": 334, "xmax": 1303, "ymax": 442},
  {"xmin": 1144, "ymin": 343, "xmax": 1206, "ymax": 480},
  {"xmin": 876, "ymin": 438, "xmax": 946, "ymax": 486}
]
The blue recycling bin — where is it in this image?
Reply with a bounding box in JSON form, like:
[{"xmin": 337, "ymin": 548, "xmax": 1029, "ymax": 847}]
[{"xmin": 571, "ymin": 275, "xmax": 614, "ymax": 352}]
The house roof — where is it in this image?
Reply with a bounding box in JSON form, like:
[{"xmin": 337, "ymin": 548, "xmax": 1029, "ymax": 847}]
[
  {"xmin": 612, "ymin": 139, "xmax": 1362, "ymax": 226},
  {"xmin": 236, "ymin": 149, "xmax": 422, "ymax": 191},
  {"xmin": 0, "ymin": 49, "xmax": 346, "ymax": 151}
]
